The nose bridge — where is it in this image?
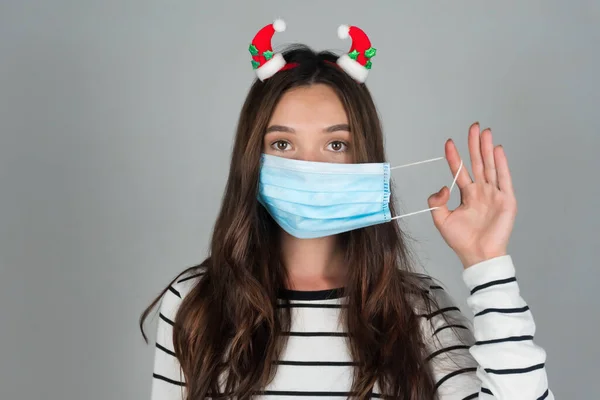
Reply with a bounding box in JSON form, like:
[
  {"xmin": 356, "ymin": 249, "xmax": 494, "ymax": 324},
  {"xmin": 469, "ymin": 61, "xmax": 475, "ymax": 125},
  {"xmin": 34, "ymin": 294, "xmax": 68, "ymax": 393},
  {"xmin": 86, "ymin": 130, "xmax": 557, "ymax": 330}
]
[
  {"xmin": 299, "ymin": 149, "xmax": 321, "ymax": 162},
  {"xmin": 294, "ymin": 140, "xmax": 322, "ymax": 162}
]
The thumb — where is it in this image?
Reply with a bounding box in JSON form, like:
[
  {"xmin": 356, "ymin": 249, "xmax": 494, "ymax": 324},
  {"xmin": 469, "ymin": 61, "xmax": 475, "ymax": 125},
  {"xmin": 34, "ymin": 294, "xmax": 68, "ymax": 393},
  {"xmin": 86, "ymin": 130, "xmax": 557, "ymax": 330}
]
[{"xmin": 428, "ymin": 186, "xmax": 450, "ymax": 227}]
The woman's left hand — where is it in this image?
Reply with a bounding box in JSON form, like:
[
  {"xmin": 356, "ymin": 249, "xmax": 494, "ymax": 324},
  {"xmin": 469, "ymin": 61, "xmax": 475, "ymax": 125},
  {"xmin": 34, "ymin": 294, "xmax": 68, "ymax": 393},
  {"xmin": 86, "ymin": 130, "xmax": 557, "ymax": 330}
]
[{"xmin": 428, "ymin": 122, "xmax": 518, "ymax": 269}]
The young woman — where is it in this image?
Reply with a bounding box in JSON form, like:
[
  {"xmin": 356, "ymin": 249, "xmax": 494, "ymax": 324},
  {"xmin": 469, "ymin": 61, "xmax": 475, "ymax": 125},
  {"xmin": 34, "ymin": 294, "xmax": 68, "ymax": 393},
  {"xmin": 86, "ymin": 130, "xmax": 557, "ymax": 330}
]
[{"xmin": 140, "ymin": 21, "xmax": 553, "ymax": 400}]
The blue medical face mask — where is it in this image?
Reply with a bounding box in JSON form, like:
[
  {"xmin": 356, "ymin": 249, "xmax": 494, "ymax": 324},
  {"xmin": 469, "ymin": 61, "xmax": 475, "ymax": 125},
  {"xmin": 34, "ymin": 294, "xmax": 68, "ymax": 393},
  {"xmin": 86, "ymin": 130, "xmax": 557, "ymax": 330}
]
[{"xmin": 257, "ymin": 153, "xmax": 462, "ymax": 239}]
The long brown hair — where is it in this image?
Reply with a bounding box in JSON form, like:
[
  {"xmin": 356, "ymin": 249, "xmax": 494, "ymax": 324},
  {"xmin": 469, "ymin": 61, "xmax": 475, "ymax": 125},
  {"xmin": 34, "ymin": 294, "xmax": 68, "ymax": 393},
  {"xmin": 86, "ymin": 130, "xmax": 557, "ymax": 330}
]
[{"xmin": 140, "ymin": 45, "xmax": 442, "ymax": 399}]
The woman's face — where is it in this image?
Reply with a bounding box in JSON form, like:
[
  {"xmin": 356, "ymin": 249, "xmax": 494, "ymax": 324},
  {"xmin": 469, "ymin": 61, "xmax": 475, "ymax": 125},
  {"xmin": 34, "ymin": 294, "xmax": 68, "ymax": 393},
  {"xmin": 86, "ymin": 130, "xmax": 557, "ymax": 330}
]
[{"xmin": 263, "ymin": 84, "xmax": 353, "ymax": 164}]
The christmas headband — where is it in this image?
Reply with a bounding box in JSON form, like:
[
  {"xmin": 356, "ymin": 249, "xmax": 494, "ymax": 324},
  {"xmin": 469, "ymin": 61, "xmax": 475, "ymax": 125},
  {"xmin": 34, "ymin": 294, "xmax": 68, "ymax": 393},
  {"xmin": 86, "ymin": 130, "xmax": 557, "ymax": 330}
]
[{"xmin": 248, "ymin": 19, "xmax": 377, "ymax": 83}]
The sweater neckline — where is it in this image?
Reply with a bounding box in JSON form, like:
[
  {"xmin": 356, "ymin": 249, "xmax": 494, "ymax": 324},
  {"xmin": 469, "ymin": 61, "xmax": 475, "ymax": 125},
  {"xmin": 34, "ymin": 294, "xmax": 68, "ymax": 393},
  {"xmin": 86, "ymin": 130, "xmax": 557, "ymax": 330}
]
[{"xmin": 277, "ymin": 287, "xmax": 346, "ymax": 301}]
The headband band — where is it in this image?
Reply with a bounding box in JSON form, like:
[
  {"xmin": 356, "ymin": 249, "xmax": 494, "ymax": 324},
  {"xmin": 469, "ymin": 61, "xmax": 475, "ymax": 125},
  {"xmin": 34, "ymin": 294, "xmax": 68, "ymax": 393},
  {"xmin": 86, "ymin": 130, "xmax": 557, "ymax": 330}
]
[{"xmin": 248, "ymin": 19, "xmax": 377, "ymax": 83}]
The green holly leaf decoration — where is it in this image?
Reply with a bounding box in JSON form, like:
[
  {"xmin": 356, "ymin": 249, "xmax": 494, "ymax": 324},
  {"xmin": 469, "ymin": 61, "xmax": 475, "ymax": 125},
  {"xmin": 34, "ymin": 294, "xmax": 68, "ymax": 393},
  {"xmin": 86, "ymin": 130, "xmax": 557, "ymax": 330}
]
[
  {"xmin": 263, "ymin": 50, "xmax": 273, "ymax": 60},
  {"xmin": 248, "ymin": 44, "xmax": 259, "ymax": 56},
  {"xmin": 365, "ymin": 60, "xmax": 372, "ymax": 70},
  {"xmin": 364, "ymin": 47, "xmax": 377, "ymax": 58},
  {"xmin": 251, "ymin": 60, "xmax": 260, "ymax": 69},
  {"xmin": 348, "ymin": 49, "xmax": 360, "ymax": 60}
]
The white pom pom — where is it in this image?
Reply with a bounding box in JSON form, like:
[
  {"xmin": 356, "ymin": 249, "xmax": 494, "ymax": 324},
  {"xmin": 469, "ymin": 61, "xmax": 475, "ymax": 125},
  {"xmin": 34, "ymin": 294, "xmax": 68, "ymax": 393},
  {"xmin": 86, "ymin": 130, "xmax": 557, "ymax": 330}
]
[
  {"xmin": 273, "ymin": 19, "xmax": 286, "ymax": 32},
  {"xmin": 338, "ymin": 24, "xmax": 350, "ymax": 39}
]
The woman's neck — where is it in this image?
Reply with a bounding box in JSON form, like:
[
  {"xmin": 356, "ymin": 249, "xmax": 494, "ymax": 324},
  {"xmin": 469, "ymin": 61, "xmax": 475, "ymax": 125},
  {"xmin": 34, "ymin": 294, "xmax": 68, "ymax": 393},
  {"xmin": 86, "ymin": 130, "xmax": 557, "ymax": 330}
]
[{"xmin": 279, "ymin": 230, "xmax": 347, "ymax": 291}]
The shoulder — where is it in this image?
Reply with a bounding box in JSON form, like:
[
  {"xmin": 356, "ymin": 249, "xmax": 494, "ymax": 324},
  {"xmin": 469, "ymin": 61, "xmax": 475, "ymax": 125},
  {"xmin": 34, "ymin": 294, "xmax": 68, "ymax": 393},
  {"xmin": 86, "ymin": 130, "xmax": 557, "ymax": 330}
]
[
  {"xmin": 151, "ymin": 266, "xmax": 207, "ymax": 398},
  {"xmin": 408, "ymin": 274, "xmax": 481, "ymax": 393},
  {"xmin": 159, "ymin": 265, "xmax": 208, "ymax": 321},
  {"xmin": 171, "ymin": 266, "xmax": 208, "ymax": 299},
  {"xmin": 408, "ymin": 273, "xmax": 474, "ymax": 344},
  {"xmin": 411, "ymin": 254, "xmax": 518, "ymax": 328},
  {"xmin": 409, "ymin": 274, "xmax": 465, "ymax": 319}
]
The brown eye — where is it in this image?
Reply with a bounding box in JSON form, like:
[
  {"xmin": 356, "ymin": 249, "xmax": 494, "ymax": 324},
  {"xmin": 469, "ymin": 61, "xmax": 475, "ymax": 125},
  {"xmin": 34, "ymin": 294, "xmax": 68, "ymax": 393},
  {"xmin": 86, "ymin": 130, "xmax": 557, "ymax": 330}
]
[
  {"xmin": 328, "ymin": 141, "xmax": 348, "ymax": 152},
  {"xmin": 271, "ymin": 140, "xmax": 290, "ymax": 151}
]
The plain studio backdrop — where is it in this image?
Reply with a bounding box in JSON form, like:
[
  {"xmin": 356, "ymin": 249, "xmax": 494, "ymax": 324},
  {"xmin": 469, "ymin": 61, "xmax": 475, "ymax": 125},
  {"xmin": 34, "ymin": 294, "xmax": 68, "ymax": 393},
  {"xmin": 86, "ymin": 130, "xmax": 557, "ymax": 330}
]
[{"xmin": 1, "ymin": 1, "xmax": 598, "ymax": 399}]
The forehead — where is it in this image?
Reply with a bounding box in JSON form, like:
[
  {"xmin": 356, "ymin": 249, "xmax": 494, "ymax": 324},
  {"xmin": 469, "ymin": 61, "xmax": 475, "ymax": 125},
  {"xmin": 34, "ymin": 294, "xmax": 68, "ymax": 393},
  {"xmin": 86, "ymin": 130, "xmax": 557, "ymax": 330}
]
[{"xmin": 269, "ymin": 84, "xmax": 348, "ymax": 125}]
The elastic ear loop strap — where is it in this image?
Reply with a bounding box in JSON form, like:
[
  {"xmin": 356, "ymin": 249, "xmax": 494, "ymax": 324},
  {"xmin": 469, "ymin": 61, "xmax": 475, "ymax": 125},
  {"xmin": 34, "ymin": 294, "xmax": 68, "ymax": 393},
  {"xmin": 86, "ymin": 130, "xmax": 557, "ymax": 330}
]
[{"xmin": 389, "ymin": 157, "xmax": 463, "ymax": 220}]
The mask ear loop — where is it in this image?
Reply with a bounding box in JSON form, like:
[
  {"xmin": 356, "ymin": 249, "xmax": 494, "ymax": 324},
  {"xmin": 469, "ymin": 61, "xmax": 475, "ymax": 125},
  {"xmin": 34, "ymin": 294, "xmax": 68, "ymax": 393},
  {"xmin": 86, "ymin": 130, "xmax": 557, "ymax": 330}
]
[
  {"xmin": 390, "ymin": 156, "xmax": 445, "ymax": 170},
  {"xmin": 389, "ymin": 158, "xmax": 463, "ymax": 220}
]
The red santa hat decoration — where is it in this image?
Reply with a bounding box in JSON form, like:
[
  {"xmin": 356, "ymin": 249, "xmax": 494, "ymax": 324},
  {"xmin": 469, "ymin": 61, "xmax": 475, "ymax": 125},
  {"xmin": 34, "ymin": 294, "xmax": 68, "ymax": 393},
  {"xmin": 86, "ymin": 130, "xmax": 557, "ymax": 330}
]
[
  {"xmin": 248, "ymin": 20, "xmax": 376, "ymax": 83},
  {"xmin": 249, "ymin": 19, "xmax": 288, "ymax": 81},
  {"xmin": 336, "ymin": 24, "xmax": 377, "ymax": 83}
]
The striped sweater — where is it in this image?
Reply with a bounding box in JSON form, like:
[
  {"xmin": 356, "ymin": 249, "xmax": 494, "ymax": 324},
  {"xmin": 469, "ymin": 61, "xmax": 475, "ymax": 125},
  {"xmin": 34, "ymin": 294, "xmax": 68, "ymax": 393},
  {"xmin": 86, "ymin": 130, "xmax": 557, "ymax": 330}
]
[{"xmin": 150, "ymin": 255, "xmax": 553, "ymax": 399}]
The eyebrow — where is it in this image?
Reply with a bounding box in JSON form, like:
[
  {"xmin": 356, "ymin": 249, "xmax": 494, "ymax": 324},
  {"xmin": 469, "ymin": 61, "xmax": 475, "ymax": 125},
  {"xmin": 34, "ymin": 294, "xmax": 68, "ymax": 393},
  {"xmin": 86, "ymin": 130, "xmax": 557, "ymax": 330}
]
[
  {"xmin": 324, "ymin": 124, "xmax": 350, "ymax": 133},
  {"xmin": 265, "ymin": 124, "xmax": 350, "ymax": 134}
]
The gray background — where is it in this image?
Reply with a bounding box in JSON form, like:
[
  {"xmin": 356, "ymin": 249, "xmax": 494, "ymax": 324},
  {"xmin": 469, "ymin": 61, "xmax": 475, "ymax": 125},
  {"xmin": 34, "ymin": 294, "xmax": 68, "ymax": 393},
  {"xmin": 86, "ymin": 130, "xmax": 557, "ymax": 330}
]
[{"xmin": 1, "ymin": 1, "xmax": 597, "ymax": 399}]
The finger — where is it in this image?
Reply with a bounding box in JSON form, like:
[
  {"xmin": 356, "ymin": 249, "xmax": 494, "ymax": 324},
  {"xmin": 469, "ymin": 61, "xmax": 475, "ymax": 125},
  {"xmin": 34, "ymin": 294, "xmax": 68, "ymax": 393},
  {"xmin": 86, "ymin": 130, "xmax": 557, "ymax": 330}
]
[
  {"xmin": 494, "ymin": 145, "xmax": 514, "ymax": 194},
  {"xmin": 428, "ymin": 186, "xmax": 451, "ymax": 228},
  {"xmin": 468, "ymin": 122, "xmax": 485, "ymax": 182},
  {"xmin": 480, "ymin": 128, "xmax": 497, "ymax": 186},
  {"xmin": 446, "ymin": 138, "xmax": 472, "ymax": 189}
]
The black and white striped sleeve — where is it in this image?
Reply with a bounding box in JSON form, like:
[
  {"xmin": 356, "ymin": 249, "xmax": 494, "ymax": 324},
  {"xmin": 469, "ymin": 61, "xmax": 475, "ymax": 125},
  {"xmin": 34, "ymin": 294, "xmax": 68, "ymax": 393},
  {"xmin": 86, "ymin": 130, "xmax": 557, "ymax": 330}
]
[
  {"xmin": 150, "ymin": 281, "xmax": 187, "ymax": 400},
  {"xmin": 421, "ymin": 255, "xmax": 554, "ymax": 399}
]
